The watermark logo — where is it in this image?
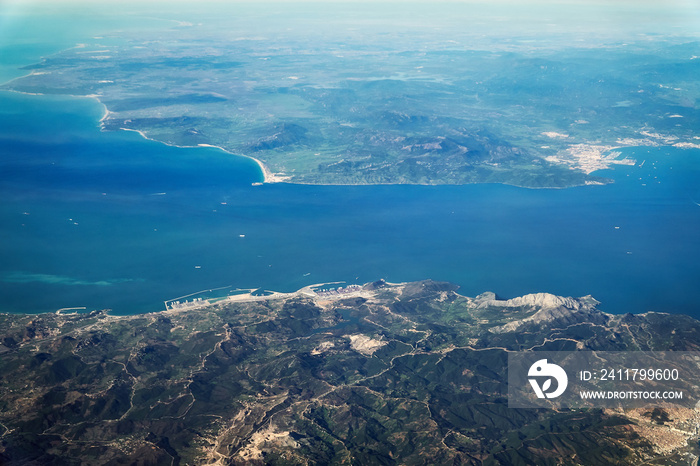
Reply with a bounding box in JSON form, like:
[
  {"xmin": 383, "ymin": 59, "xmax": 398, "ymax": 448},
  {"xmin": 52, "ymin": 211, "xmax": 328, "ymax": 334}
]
[
  {"xmin": 528, "ymin": 359, "xmax": 568, "ymax": 399},
  {"xmin": 509, "ymin": 351, "xmax": 699, "ymax": 408}
]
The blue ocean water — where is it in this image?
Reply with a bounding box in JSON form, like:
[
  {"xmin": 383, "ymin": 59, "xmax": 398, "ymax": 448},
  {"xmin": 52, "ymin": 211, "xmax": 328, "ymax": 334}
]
[{"xmin": 1, "ymin": 90, "xmax": 699, "ymax": 316}]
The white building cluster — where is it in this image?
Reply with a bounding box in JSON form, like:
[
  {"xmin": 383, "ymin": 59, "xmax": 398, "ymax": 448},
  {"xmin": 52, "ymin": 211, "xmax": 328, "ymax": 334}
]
[
  {"xmin": 315, "ymin": 284, "xmax": 362, "ymax": 299},
  {"xmin": 167, "ymin": 297, "xmax": 207, "ymax": 310}
]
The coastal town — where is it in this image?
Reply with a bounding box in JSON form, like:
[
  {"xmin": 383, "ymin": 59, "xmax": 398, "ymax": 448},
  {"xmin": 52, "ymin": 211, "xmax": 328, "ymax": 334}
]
[{"xmin": 313, "ymin": 284, "xmax": 363, "ymax": 299}]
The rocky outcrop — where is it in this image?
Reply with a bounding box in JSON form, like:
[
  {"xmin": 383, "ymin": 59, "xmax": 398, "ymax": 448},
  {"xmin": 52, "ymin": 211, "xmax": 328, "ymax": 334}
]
[
  {"xmin": 483, "ymin": 292, "xmax": 605, "ymax": 333},
  {"xmin": 477, "ymin": 292, "xmax": 598, "ymax": 311},
  {"xmin": 503, "ymin": 293, "xmax": 588, "ymax": 310}
]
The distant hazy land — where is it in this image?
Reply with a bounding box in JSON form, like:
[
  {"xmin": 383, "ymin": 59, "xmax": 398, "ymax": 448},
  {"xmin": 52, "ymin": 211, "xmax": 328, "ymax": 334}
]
[{"xmin": 4, "ymin": 3, "xmax": 699, "ymax": 187}]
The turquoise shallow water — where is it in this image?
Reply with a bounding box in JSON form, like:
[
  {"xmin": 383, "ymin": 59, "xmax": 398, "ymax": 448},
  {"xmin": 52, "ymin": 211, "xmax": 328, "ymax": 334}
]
[{"xmin": 1, "ymin": 91, "xmax": 699, "ymax": 316}]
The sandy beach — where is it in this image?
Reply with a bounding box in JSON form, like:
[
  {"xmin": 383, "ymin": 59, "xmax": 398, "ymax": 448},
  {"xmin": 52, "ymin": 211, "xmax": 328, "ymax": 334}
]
[{"xmin": 197, "ymin": 143, "xmax": 289, "ymax": 183}]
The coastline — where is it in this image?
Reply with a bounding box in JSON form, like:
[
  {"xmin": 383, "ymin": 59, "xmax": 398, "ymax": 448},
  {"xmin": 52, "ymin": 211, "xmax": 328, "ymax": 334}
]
[
  {"xmin": 4, "ymin": 82, "xmax": 698, "ymax": 193},
  {"xmin": 0, "ymin": 73, "xmax": 619, "ymax": 191},
  {"xmin": 0, "ymin": 86, "xmax": 619, "ymax": 190},
  {"xmin": 60, "ymin": 95, "xmax": 700, "ymax": 189},
  {"xmin": 0, "ymin": 90, "xmax": 652, "ymax": 191},
  {"xmin": 106, "ymin": 123, "xmax": 276, "ymax": 185}
]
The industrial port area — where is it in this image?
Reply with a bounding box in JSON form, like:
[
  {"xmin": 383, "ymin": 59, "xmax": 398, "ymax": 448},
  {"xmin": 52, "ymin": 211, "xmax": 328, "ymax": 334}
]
[{"xmin": 164, "ymin": 282, "xmax": 368, "ymax": 312}]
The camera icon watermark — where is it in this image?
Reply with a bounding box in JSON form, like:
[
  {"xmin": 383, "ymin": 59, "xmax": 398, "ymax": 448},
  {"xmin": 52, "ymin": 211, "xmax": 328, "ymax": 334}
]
[{"xmin": 528, "ymin": 359, "xmax": 568, "ymax": 399}]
